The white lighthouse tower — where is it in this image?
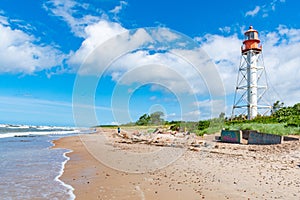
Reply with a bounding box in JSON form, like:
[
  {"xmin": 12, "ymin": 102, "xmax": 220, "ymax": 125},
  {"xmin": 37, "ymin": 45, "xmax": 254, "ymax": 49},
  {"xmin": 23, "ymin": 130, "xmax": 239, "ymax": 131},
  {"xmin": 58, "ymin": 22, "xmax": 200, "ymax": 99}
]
[{"xmin": 232, "ymin": 26, "xmax": 271, "ymax": 120}]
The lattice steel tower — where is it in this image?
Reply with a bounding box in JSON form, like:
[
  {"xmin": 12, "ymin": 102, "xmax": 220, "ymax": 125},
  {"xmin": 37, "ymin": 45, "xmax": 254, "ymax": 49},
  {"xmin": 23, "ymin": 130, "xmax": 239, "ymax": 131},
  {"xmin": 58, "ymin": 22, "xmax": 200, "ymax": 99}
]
[{"xmin": 232, "ymin": 26, "xmax": 271, "ymax": 119}]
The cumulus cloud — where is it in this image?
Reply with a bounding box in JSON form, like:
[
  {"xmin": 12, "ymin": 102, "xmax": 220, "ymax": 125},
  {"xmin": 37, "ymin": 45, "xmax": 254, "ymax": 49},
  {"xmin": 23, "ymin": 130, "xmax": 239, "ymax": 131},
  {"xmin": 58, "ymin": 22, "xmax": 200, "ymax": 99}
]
[
  {"xmin": 113, "ymin": 62, "xmax": 201, "ymax": 95},
  {"xmin": 44, "ymin": 0, "xmax": 223, "ymax": 99},
  {"xmin": 70, "ymin": 25, "xmax": 225, "ymax": 98},
  {"xmin": 68, "ymin": 19, "xmax": 127, "ymax": 68},
  {"xmin": 0, "ymin": 17, "xmax": 65, "ymax": 74},
  {"xmin": 68, "ymin": 21, "xmax": 225, "ymax": 119},
  {"xmin": 196, "ymin": 34, "xmax": 241, "ymax": 94},
  {"xmin": 260, "ymin": 25, "xmax": 300, "ymax": 105}
]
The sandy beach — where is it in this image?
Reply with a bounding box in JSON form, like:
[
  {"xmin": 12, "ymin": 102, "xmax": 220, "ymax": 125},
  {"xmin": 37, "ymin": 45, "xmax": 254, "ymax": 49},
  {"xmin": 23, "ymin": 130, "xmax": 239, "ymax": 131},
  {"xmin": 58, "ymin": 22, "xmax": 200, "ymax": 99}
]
[{"xmin": 54, "ymin": 128, "xmax": 300, "ymax": 200}]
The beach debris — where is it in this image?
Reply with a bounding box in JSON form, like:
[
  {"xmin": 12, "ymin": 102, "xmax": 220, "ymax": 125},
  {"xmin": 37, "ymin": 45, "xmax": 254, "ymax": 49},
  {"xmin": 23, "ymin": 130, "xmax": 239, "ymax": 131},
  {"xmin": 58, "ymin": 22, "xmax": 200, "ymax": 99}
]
[
  {"xmin": 189, "ymin": 147, "xmax": 200, "ymax": 151},
  {"xmin": 113, "ymin": 127, "xmax": 208, "ymax": 149}
]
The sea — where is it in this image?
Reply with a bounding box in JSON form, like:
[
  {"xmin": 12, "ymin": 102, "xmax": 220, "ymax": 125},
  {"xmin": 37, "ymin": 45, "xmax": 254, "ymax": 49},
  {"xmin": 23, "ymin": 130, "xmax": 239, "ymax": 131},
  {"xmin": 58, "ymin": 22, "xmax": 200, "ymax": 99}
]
[{"xmin": 0, "ymin": 124, "xmax": 93, "ymax": 200}]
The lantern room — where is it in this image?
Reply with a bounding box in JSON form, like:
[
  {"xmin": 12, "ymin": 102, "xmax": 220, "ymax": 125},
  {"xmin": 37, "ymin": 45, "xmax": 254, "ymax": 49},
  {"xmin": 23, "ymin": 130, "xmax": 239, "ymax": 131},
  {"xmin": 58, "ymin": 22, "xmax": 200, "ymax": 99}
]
[{"xmin": 242, "ymin": 26, "xmax": 262, "ymax": 54}]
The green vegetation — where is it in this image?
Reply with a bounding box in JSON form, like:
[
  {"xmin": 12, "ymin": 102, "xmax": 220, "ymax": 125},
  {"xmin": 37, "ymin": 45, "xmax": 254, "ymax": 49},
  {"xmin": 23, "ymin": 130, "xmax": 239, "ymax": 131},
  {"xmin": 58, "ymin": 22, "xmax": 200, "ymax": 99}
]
[
  {"xmin": 226, "ymin": 102, "xmax": 300, "ymax": 136},
  {"xmin": 226, "ymin": 123, "xmax": 298, "ymax": 136},
  {"xmin": 194, "ymin": 115, "xmax": 224, "ymax": 136},
  {"xmin": 135, "ymin": 111, "xmax": 165, "ymax": 126},
  {"xmin": 115, "ymin": 102, "xmax": 300, "ymax": 136}
]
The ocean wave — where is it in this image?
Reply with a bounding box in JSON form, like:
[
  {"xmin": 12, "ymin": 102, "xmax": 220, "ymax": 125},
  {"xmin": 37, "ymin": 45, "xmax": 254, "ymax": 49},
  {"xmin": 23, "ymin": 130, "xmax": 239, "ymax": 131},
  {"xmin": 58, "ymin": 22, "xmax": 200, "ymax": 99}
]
[
  {"xmin": 0, "ymin": 123, "xmax": 97, "ymax": 138},
  {"xmin": 0, "ymin": 130, "xmax": 81, "ymax": 139}
]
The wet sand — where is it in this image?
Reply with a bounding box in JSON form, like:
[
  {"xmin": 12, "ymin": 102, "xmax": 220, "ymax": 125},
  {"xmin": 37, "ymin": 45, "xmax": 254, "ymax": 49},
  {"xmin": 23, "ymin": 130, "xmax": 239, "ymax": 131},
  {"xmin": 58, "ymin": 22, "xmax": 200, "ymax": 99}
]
[{"xmin": 54, "ymin": 128, "xmax": 300, "ymax": 199}]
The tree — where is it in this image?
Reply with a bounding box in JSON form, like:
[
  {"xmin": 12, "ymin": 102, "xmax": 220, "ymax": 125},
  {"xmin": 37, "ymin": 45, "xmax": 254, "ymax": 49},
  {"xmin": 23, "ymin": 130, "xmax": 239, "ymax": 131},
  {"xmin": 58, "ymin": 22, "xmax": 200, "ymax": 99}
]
[
  {"xmin": 271, "ymin": 100, "xmax": 284, "ymax": 114},
  {"xmin": 136, "ymin": 114, "xmax": 150, "ymax": 126},
  {"xmin": 272, "ymin": 102, "xmax": 300, "ymax": 126},
  {"xmin": 149, "ymin": 111, "xmax": 164, "ymax": 125}
]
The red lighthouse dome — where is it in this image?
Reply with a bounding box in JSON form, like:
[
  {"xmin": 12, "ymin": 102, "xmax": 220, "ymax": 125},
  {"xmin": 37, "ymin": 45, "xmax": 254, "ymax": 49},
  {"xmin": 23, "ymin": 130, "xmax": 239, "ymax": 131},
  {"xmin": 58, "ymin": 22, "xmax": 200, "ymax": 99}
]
[{"xmin": 242, "ymin": 26, "xmax": 262, "ymax": 54}]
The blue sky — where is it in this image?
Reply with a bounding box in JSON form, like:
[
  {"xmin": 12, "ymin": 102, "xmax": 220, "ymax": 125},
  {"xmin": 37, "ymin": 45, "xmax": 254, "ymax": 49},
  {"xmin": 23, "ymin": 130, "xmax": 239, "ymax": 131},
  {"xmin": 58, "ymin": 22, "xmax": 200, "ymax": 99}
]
[{"xmin": 0, "ymin": 0, "xmax": 299, "ymax": 126}]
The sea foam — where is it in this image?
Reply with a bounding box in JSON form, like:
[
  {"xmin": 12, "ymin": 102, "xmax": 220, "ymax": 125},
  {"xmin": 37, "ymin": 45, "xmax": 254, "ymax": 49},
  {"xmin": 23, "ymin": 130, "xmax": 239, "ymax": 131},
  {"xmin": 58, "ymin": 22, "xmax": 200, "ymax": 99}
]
[{"xmin": 54, "ymin": 149, "xmax": 76, "ymax": 200}]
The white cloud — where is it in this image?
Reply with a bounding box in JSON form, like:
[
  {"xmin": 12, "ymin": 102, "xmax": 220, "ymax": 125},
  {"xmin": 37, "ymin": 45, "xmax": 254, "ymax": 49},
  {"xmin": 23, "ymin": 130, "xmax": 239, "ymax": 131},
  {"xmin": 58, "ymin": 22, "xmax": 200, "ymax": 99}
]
[
  {"xmin": 219, "ymin": 26, "xmax": 231, "ymax": 34},
  {"xmin": 71, "ymin": 27, "xmax": 156, "ymax": 74},
  {"xmin": 270, "ymin": 0, "xmax": 285, "ymax": 11},
  {"xmin": 43, "ymin": 0, "xmax": 102, "ymax": 38},
  {"xmin": 69, "ymin": 23, "xmax": 226, "ymax": 120},
  {"xmin": 68, "ymin": 21, "xmax": 225, "ymax": 100},
  {"xmin": 104, "ymin": 46, "xmax": 224, "ymax": 96},
  {"xmin": 245, "ymin": 6, "xmax": 260, "ymax": 17},
  {"xmin": 0, "ymin": 22, "xmax": 65, "ymax": 74},
  {"xmin": 245, "ymin": 0, "xmax": 286, "ymax": 18},
  {"xmin": 68, "ymin": 19, "xmax": 127, "ymax": 68},
  {"xmin": 0, "ymin": 15, "xmax": 9, "ymax": 26},
  {"xmin": 151, "ymin": 27, "xmax": 180, "ymax": 42},
  {"xmin": 193, "ymin": 99, "xmax": 226, "ymax": 119},
  {"xmin": 44, "ymin": 0, "xmax": 224, "ymax": 99},
  {"xmin": 260, "ymin": 26, "xmax": 300, "ymax": 106},
  {"xmin": 114, "ymin": 61, "xmax": 201, "ymax": 94},
  {"xmin": 69, "ymin": 25, "xmax": 193, "ymax": 76},
  {"xmin": 196, "ymin": 34, "xmax": 241, "ymax": 94},
  {"xmin": 109, "ymin": 1, "xmax": 127, "ymax": 15}
]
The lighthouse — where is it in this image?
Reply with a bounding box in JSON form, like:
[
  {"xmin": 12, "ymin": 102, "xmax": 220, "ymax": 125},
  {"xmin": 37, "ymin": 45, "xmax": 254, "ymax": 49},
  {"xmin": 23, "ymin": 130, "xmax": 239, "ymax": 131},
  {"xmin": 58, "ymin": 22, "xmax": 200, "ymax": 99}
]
[{"xmin": 232, "ymin": 26, "xmax": 271, "ymax": 119}]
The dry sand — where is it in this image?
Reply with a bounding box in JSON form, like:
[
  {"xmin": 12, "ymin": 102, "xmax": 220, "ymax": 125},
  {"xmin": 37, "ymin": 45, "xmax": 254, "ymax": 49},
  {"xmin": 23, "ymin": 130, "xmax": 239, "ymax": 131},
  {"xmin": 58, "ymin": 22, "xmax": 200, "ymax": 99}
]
[{"xmin": 54, "ymin": 128, "xmax": 300, "ymax": 200}]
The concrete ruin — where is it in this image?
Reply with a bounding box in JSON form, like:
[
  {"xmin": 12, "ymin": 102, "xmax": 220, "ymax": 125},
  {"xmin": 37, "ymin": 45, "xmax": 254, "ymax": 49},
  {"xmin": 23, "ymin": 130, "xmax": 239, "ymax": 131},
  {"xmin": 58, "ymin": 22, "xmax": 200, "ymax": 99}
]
[
  {"xmin": 220, "ymin": 130, "xmax": 242, "ymax": 143},
  {"xmin": 220, "ymin": 129, "xmax": 298, "ymax": 145},
  {"xmin": 248, "ymin": 132, "xmax": 283, "ymax": 145}
]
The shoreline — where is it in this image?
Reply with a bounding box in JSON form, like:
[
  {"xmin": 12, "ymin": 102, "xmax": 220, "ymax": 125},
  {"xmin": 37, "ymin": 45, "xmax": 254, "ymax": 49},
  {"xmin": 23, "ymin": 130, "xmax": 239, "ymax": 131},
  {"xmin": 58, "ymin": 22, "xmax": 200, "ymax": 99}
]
[
  {"xmin": 51, "ymin": 139, "xmax": 76, "ymax": 200},
  {"xmin": 55, "ymin": 150, "xmax": 76, "ymax": 200},
  {"xmin": 54, "ymin": 128, "xmax": 300, "ymax": 199}
]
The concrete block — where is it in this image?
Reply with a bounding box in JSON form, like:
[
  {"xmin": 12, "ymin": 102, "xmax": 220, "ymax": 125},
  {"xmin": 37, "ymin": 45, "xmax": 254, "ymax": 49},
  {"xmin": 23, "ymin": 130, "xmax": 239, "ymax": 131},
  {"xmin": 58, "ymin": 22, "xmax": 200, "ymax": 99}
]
[
  {"xmin": 221, "ymin": 130, "xmax": 241, "ymax": 143},
  {"xmin": 248, "ymin": 132, "xmax": 282, "ymax": 145},
  {"xmin": 241, "ymin": 130, "xmax": 257, "ymax": 140}
]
